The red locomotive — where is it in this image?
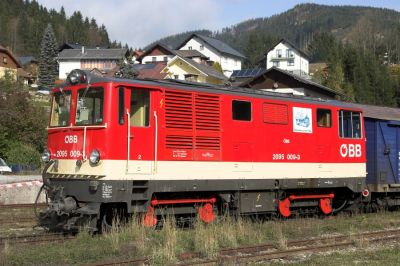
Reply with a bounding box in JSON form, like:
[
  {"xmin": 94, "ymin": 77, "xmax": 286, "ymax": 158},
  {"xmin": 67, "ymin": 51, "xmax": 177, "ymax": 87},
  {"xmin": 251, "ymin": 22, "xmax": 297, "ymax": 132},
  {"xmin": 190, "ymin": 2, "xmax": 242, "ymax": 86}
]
[{"xmin": 38, "ymin": 69, "xmax": 367, "ymax": 231}]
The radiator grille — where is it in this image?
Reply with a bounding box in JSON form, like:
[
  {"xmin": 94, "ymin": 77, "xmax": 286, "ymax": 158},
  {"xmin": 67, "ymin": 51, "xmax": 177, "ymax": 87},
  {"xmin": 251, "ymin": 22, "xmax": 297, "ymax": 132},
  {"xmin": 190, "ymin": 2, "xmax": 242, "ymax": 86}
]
[
  {"xmin": 263, "ymin": 102, "xmax": 288, "ymax": 124},
  {"xmin": 164, "ymin": 90, "xmax": 221, "ymax": 155},
  {"xmin": 165, "ymin": 91, "xmax": 193, "ymax": 130},
  {"xmin": 166, "ymin": 135, "xmax": 193, "ymax": 149},
  {"xmin": 195, "ymin": 94, "xmax": 220, "ymax": 131},
  {"xmin": 195, "ymin": 136, "xmax": 220, "ymax": 150}
]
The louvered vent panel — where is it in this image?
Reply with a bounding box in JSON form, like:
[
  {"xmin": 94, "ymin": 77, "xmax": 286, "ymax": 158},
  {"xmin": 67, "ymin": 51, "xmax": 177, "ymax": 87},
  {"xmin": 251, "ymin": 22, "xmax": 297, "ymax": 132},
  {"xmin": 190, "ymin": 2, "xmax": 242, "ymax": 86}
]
[
  {"xmin": 165, "ymin": 91, "xmax": 193, "ymax": 130},
  {"xmin": 166, "ymin": 135, "xmax": 193, "ymax": 149},
  {"xmin": 263, "ymin": 103, "xmax": 288, "ymax": 124},
  {"xmin": 195, "ymin": 94, "xmax": 220, "ymax": 131},
  {"xmin": 195, "ymin": 136, "xmax": 220, "ymax": 150}
]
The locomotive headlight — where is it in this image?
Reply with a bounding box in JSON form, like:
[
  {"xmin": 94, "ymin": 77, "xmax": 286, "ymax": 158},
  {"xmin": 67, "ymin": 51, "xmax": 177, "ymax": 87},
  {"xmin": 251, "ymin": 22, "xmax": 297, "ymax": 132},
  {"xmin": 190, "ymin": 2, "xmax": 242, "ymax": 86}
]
[
  {"xmin": 67, "ymin": 69, "xmax": 87, "ymax": 85},
  {"xmin": 89, "ymin": 149, "xmax": 100, "ymax": 164},
  {"xmin": 41, "ymin": 149, "xmax": 51, "ymax": 163}
]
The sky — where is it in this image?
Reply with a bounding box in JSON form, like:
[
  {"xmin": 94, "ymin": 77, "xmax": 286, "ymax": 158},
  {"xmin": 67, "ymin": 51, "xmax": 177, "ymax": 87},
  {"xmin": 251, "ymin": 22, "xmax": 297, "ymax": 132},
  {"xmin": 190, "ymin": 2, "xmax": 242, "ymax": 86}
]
[{"xmin": 36, "ymin": 0, "xmax": 400, "ymax": 48}]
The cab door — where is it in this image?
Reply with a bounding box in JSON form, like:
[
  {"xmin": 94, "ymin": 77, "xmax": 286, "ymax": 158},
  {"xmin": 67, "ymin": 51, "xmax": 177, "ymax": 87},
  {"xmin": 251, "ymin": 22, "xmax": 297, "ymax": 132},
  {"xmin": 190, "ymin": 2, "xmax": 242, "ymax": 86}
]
[
  {"xmin": 315, "ymin": 108, "xmax": 333, "ymax": 162},
  {"xmin": 127, "ymin": 88, "xmax": 155, "ymax": 174}
]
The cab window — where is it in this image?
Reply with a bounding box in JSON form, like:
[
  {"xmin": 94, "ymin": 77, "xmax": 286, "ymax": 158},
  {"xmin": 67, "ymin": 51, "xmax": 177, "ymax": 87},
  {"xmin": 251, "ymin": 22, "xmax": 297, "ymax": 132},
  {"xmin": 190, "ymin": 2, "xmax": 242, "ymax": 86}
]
[
  {"xmin": 130, "ymin": 89, "xmax": 150, "ymax": 127},
  {"xmin": 317, "ymin": 109, "xmax": 332, "ymax": 128},
  {"xmin": 232, "ymin": 100, "xmax": 251, "ymax": 121},
  {"xmin": 75, "ymin": 87, "xmax": 104, "ymax": 125},
  {"xmin": 339, "ymin": 110, "xmax": 362, "ymax": 138},
  {"xmin": 118, "ymin": 87, "xmax": 125, "ymax": 124},
  {"xmin": 50, "ymin": 91, "xmax": 71, "ymax": 127}
]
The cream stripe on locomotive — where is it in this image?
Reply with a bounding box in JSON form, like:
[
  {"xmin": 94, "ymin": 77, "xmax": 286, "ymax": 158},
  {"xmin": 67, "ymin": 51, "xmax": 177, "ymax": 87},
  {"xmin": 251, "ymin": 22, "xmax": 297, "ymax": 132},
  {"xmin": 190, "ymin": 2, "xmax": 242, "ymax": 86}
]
[{"xmin": 47, "ymin": 159, "xmax": 366, "ymax": 180}]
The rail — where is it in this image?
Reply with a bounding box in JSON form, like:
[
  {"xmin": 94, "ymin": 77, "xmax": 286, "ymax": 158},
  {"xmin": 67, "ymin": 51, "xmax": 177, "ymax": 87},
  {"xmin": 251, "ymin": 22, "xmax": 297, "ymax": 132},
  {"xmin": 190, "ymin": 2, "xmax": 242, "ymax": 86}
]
[
  {"xmin": 86, "ymin": 228, "xmax": 400, "ymax": 266},
  {"xmin": 0, "ymin": 233, "xmax": 76, "ymax": 246},
  {"xmin": 0, "ymin": 203, "xmax": 46, "ymax": 209}
]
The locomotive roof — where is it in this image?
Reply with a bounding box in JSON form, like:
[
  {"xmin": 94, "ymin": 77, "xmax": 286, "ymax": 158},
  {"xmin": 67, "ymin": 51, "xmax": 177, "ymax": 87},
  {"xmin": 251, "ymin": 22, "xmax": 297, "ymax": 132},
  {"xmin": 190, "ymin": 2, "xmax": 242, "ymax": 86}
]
[{"xmin": 60, "ymin": 71, "xmax": 361, "ymax": 111}]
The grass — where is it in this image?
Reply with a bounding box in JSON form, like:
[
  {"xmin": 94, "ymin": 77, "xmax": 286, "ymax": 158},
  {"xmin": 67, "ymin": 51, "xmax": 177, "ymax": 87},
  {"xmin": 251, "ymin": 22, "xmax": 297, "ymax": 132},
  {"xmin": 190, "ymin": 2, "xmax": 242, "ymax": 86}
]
[
  {"xmin": 1, "ymin": 211, "xmax": 400, "ymax": 265},
  {"xmin": 0, "ymin": 206, "xmax": 46, "ymax": 237}
]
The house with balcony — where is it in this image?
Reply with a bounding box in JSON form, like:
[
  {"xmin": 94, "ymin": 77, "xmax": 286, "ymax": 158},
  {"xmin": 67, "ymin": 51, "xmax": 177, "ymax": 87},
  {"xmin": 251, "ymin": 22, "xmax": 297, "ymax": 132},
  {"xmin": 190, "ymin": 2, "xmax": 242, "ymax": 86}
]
[
  {"xmin": 176, "ymin": 33, "xmax": 245, "ymax": 77},
  {"xmin": 57, "ymin": 47, "xmax": 129, "ymax": 80},
  {"xmin": 258, "ymin": 39, "xmax": 309, "ymax": 78}
]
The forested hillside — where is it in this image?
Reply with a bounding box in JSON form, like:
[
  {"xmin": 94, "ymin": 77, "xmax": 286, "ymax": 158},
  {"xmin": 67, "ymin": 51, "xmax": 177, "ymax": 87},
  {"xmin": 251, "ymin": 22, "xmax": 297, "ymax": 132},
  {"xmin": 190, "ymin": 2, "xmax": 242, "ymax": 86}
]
[
  {"xmin": 151, "ymin": 3, "xmax": 400, "ymax": 107},
  {"xmin": 154, "ymin": 4, "xmax": 400, "ymax": 66},
  {"xmin": 0, "ymin": 0, "xmax": 112, "ymax": 57},
  {"xmin": 0, "ymin": 2, "xmax": 399, "ymax": 107}
]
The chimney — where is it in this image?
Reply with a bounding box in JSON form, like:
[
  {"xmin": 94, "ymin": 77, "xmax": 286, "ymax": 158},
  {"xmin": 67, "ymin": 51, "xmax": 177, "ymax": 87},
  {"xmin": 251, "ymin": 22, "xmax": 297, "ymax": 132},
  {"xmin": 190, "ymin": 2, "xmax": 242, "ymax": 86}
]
[{"xmin": 81, "ymin": 46, "xmax": 85, "ymax": 54}]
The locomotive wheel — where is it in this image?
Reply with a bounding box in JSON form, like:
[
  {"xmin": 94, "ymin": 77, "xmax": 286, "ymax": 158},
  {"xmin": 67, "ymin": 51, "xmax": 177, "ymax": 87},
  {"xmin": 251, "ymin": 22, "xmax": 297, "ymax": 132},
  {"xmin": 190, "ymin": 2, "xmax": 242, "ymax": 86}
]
[
  {"xmin": 331, "ymin": 199, "xmax": 348, "ymax": 213},
  {"xmin": 100, "ymin": 205, "xmax": 127, "ymax": 232}
]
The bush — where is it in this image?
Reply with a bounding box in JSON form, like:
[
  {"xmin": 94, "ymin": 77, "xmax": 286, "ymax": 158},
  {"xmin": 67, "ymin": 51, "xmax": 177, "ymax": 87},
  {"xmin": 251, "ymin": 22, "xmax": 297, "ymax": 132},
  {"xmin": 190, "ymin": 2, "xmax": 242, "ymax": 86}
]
[
  {"xmin": 0, "ymin": 76, "xmax": 47, "ymax": 159},
  {"xmin": 5, "ymin": 142, "xmax": 40, "ymax": 168}
]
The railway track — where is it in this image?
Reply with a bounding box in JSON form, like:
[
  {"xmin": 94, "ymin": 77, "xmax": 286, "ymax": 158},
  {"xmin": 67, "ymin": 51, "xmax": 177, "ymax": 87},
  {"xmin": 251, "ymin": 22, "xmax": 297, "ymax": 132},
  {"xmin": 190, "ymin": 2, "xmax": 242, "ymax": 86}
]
[
  {"xmin": 87, "ymin": 228, "xmax": 400, "ymax": 266},
  {"xmin": 86, "ymin": 258, "xmax": 149, "ymax": 266},
  {"xmin": 0, "ymin": 232, "xmax": 76, "ymax": 246},
  {"xmin": 0, "ymin": 203, "xmax": 46, "ymax": 209},
  {"xmin": 181, "ymin": 228, "xmax": 400, "ymax": 265},
  {"xmin": 0, "ymin": 204, "xmax": 44, "ymax": 226},
  {"xmin": 0, "ymin": 217, "xmax": 37, "ymax": 224}
]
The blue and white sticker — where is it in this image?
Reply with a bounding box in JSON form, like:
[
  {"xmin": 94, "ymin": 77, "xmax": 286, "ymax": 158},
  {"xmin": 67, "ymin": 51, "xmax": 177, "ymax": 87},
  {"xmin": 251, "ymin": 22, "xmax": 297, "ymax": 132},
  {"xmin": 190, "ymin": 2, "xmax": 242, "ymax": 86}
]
[{"xmin": 293, "ymin": 107, "xmax": 312, "ymax": 133}]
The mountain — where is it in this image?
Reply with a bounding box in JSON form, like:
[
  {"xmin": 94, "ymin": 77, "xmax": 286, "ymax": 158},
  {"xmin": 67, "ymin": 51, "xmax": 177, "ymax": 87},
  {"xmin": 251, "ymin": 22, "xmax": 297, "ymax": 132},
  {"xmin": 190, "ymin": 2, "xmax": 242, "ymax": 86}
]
[
  {"xmin": 149, "ymin": 3, "xmax": 400, "ymax": 108},
  {"xmin": 152, "ymin": 4, "xmax": 400, "ymax": 66},
  {"xmin": 0, "ymin": 0, "xmax": 112, "ymax": 57}
]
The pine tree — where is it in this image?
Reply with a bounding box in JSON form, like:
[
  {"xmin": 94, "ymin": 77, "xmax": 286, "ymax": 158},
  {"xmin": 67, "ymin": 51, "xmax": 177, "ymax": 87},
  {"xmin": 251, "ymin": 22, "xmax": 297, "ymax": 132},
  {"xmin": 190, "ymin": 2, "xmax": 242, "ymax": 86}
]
[
  {"xmin": 212, "ymin": 62, "xmax": 223, "ymax": 74},
  {"xmin": 324, "ymin": 61, "xmax": 345, "ymax": 94},
  {"xmin": 38, "ymin": 24, "xmax": 58, "ymax": 88},
  {"xmin": 115, "ymin": 59, "xmax": 137, "ymax": 79},
  {"xmin": 16, "ymin": 11, "xmax": 31, "ymax": 55}
]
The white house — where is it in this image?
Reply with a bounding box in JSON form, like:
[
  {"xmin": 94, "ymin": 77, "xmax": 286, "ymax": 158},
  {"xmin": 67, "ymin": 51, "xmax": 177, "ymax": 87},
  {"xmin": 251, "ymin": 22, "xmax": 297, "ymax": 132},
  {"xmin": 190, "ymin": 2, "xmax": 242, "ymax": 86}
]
[
  {"xmin": 139, "ymin": 43, "xmax": 176, "ymax": 64},
  {"xmin": 57, "ymin": 47, "xmax": 128, "ymax": 80},
  {"xmin": 176, "ymin": 33, "xmax": 245, "ymax": 77},
  {"xmin": 261, "ymin": 39, "xmax": 309, "ymax": 78}
]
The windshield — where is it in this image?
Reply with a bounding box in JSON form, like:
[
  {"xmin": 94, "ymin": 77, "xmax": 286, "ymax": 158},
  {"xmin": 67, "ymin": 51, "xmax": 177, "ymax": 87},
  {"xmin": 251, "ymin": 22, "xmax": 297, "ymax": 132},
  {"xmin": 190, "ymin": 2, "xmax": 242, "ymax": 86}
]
[
  {"xmin": 75, "ymin": 87, "xmax": 104, "ymax": 125},
  {"xmin": 50, "ymin": 91, "xmax": 71, "ymax": 127},
  {"xmin": 0, "ymin": 158, "xmax": 7, "ymax": 166}
]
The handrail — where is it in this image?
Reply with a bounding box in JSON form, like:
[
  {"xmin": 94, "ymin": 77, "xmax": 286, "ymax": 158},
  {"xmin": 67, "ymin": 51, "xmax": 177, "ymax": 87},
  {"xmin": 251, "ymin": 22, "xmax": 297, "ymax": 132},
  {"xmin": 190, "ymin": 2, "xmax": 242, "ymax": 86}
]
[
  {"xmin": 47, "ymin": 124, "xmax": 108, "ymax": 130},
  {"xmin": 82, "ymin": 126, "xmax": 87, "ymax": 161},
  {"xmin": 126, "ymin": 110, "xmax": 131, "ymax": 173},
  {"xmin": 153, "ymin": 111, "xmax": 158, "ymax": 173}
]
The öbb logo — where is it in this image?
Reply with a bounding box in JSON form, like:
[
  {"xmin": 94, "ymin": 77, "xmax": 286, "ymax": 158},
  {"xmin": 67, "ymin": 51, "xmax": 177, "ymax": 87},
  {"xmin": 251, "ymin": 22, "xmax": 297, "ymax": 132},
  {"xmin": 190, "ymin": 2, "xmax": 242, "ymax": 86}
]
[
  {"xmin": 65, "ymin": 135, "xmax": 78, "ymax": 144},
  {"xmin": 340, "ymin": 144, "xmax": 362, "ymax": 158}
]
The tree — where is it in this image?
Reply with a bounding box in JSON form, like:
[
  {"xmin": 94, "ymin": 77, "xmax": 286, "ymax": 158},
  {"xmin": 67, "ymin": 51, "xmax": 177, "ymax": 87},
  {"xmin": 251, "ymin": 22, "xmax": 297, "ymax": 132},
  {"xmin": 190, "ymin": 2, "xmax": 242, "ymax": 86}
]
[
  {"xmin": 212, "ymin": 62, "xmax": 223, "ymax": 74},
  {"xmin": 0, "ymin": 75, "xmax": 47, "ymax": 163},
  {"xmin": 324, "ymin": 61, "xmax": 345, "ymax": 95},
  {"xmin": 115, "ymin": 59, "xmax": 138, "ymax": 79},
  {"xmin": 38, "ymin": 23, "xmax": 58, "ymax": 88}
]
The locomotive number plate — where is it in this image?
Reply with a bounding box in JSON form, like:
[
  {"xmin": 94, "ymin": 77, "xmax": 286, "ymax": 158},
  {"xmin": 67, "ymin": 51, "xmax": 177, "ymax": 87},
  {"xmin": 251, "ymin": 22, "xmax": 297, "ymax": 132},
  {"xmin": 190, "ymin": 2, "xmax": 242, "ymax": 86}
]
[
  {"xmin": 272, "ymin": 153, "xmax": 301, "ymax": 160},
  {"xmin": 55, "ymin": 150, "xmax": 82, "ymax": 158}
]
